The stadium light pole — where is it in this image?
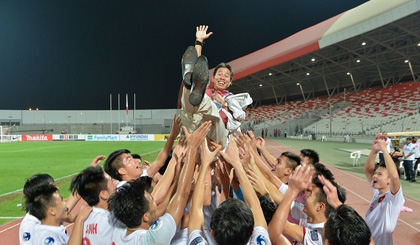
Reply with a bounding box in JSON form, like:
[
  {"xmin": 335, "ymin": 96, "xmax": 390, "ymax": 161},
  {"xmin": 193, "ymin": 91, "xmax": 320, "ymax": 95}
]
[
  {"xmin": 329, "ymin": 104, "xmax": 333, "ymax": 136},
  {"xmin": 405, "ymin": 60, "xmax": 416, "ymax": 82},
  {"xmin": 297, "ymin": 83, "xmax": 306, "ymax": 102},
  {"xmin": 347, "ymin": 72, "xmax": 357, "ymax": 92}
]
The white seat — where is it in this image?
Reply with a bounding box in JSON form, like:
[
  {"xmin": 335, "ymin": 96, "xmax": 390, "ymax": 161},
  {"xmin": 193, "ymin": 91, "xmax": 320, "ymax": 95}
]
[
  {"xmin": 350, "ymin": 151, "xmax": 362, "ymax": 166},
  {"xmin": 399, "ymin": 161, "xmax": 405, "ymax": 178}
]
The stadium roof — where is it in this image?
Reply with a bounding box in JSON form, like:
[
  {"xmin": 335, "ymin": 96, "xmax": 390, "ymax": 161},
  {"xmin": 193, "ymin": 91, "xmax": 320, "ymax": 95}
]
[{"xmin": 225, "ymin": 0, "xmax": 420, "ymax": 106}]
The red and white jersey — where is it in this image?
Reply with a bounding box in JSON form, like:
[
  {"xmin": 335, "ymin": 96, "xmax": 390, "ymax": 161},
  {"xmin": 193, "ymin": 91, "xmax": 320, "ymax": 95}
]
[
  {"xmin": 111, "ymin": 213, "xmax": 176, "ymax": 245},
  {"xmin": 32, "ymin": 224, "xmax": 68, "ymax": 245},
  {"xmin": 365, "ymin": 182, "xmax": 405, "ymax": 245},
  {"xmin": 82, "ymin": 207, "xmax": 116, "ymax": 245},
  {"xmin": 19, "ymin": 213, "xmax": 40, "ymax": 245}
]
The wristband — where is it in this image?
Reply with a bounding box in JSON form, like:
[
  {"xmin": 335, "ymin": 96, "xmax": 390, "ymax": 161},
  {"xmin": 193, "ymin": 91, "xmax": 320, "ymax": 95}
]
[{"xmin": 195, "ymin": 40, "xmax": 204, "ymax": 46}]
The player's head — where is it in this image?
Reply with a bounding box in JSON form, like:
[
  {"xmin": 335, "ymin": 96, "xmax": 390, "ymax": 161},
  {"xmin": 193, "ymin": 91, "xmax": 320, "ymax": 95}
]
[
  {"xmin": 23, "ymin": 174, "xmax": 54, "ymax": 199},
  {"xmin": 27, "ymin": 184, "xmax": 67, "ymax": 222},
  {"xmin": 23, "ymin": 173, "xmax": 54, "ymax": 212},
  {"xmin": 300, "ymin": 149, "xmax": 319, "ymax": 166},
  {"xmin": 108, "ymin": 177, "xmax": 156, "ymax": 228},
  {"xmin": 372, "ymin": 161, "xmax": 390, "ymax": 191},
  {"xmin": 323, "ymin": 204, "xmax": 371, "ymax": 245},
  {"xmin": 210, "ymin": 198, "xmax": 254, "ymax": 245},
  {"xmin": 213, "ymin": 62, "xmax": 234, "ymax": 91},
  {"xmin": 70, "ymin": 166, "xmax": 117, "ymax": 207},
  {"xmin": 272, "ymin": 151, "xmax": 301, "ymax": 179},
  {"xmin": 104, "ymin": 149, "xmax": 142, "ymax": 181},
  {"xmin": 303, "ymin": 163, "xmax": 346, "ymax": 220}
]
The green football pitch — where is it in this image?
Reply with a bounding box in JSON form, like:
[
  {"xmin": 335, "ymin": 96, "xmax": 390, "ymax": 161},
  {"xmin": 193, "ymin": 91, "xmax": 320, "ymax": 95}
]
[
  {"xmin": 0, "ymin": 141, "xmax": 166, "ymax": 225},
  {"xmin": 0, "ymin": 139, "xmax": 418, "ymax": 226}
]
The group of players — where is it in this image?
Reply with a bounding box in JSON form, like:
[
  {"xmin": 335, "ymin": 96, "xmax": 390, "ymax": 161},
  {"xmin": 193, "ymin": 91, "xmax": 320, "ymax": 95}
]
[{"xmin": 18, "ymin": 26, "xmax": 404, "ymax": 245}]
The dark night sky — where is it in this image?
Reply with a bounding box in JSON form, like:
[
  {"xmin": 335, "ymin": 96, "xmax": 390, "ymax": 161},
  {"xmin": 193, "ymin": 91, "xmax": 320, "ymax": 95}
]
[{"xmin": 0, "ymin": 0, "xmax": 369, "ymax": 110}]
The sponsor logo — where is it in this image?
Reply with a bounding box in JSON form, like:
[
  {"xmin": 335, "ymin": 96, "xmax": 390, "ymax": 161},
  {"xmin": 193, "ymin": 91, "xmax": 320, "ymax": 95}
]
[
  {"xmin": 22, "ymin": 232, "xmax": 31, "ymax": 241},
  {"xmin": 150, "ymin": 218, "xmax": 163, "ymax": 230},
  {"xmin": 44, "ymin": 236, "xmax": 55, "ymax": 245},
  {"xmin": 256, "ymin": 235, "xmax": 268, "ymax": 245},
  {"xmin": 22, "ymin": 134, "xmax": 52, "ymax": 141},
  {"xmin": 189, "ymin": 236, "xmax": 203, "ymax": 245},
  {"xmin": 86, "ymin": 135, "xmax": 118, "ymax": 141},
  {"xmin": 310, "ymin": 230, "xmax": 319, "ymax": 241}
]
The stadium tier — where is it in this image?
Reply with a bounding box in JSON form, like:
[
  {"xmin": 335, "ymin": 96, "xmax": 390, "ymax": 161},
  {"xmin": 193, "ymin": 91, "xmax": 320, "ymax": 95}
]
[{"xmin": 245, "ymin": 81, "xmax": 420, "ymax": 136}]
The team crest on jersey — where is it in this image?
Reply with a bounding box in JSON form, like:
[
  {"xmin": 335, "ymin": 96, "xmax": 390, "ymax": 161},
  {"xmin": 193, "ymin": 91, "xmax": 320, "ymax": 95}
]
[
  {"xmin": 150, "ymin": 218, "xmax": 163, "ymax": 230},
  {"xmin": 22, "ymin": 232, "xmax": 31, "ymax": 241},
  {"xmin": 189, "ymin": 236, "xmax": 203, "ymax": 245},
  {"xmin": 44, "ymin": 236, "xmax": 55, "ymax": 245},
  {"xmin": 310, "ymin": 230, "xmax": 319, "ymax": 241},
  {"xmin": 256, "ymin": 234, "xmax": 268, "ymax": 245}
]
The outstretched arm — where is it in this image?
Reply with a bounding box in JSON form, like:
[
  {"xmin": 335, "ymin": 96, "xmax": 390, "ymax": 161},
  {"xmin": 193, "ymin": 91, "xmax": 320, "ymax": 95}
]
[
  {"xmin": 220, "ymin": 137, "xmax": 267, "ymax": 229},
  {"xmin": 152, "ymin": 138, "xmax": 187, "ymax": 205},
  {"xmin": 67, "ymin": 205, "xmax": 92, "ymax": 245},
  {"xmin": 166, "ymin": 122, "xmax": 211, "ymax": 225},
  {"xmin": 380, "ymin": 139, "xmax": 401, "ymax": 194},
  {"xmin": 269, "ymin": 166, "xmax": 314, "ymax": 244},
  {"xmin": 256, "ymin": 136, "xmax": 277, "ymax": 167},
  {"xmin": 189, "ymin": 139, "xmax": 221, "ymax": 234},
  {"xmin": 147, "ymin": 114, "xmax": 181, "ymax": 178},
  {"xmin": 365, "ymin": 135, "xmax": 381, "ymax": 183},
  {"xmin": 195, "ymin": 25, "xmax": 213, "ymax": 56}
]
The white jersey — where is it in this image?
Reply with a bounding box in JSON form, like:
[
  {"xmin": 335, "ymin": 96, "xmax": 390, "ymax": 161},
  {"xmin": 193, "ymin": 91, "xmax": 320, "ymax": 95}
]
[
  {"xmin": 19, "ymin": 213, "xmax": 40, "ymax": 245},
  {"xmin": 299, "ymin": 222, "xmax": 324, "ymax": 245},
  {"xmin": 111, "ymin": 213, "xmax": 176, "ymax": 245},
  {"xmin": 83, "ymin": 207, "xmax": 116, "ymax": 245},
  {"xmin": 365, "ymin": 182, "xmax": 405, "ymax": 245},
  {"xmin": 188, "ymin": 226, "xmax": 271, "ymax": 245},
  {"xmin": 403, "ymin": 143, "xmax": 416, "ymax": 161},
  {"xmin": 32, "ymin": 224, "xmax": 68, "ymax": 245},
  {"xmin": 415, "ymin": 141, "xmax": 420, "ymax": 158}
]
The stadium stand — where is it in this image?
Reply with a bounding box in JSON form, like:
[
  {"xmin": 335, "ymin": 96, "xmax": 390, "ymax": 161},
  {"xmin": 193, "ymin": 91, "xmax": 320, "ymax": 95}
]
[{"xmin": 245, "ymin": 81, "xmax": 420, "ymax": 137}]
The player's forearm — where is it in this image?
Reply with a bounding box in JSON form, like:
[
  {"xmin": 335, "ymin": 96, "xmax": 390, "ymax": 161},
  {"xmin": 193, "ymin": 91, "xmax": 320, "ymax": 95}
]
[
  {"xmin": 152, "ymin": 157, "xmax": 177, "ymax": 205},
  {"xmin": 269, "ymin": 190, "xmax": 296, "ymax": 242},
  {"xmin": 364, "ymin": 150, "xmax": 377, "ymax": 178},
  {"xmin": 234, "ymin": 161, "xmax": 266, "ymax": 228},
  {"xmin": 66, "ymin": 192, "xmax": 81, "ymax": 212},
  {"xmin": 67, "ymin": 218, "xmax": 84, "ymax": 245},
  {"xmin": 259, "ymin": 146, "xmax": 276, "ymax": 167},
  {"xmin": 189, "ymin": 163, "xmax": 211, "ymax": 233},
  {"xmin": 251, "ymin": 149, "xmax": 282, "ymax": 188},
  {"xmin": 167, "ymin": 148, "xmax": 197, "ymax": 223},
  {"xmin": 383, "ymin": 148, "xmax": 399, "ymax": 180}
]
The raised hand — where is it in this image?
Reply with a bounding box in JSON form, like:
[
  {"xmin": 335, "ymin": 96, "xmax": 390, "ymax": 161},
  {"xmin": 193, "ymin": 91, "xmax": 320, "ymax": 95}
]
[
  {"xmin": 182, "ymin": 121, "xmax": 212, "ymax": 150},
  {"xmin": 196, "ymin": 25, "xmax": 213, "ymax": 42},
  {"xmin": 170, "ymin": 114, "xmax": 182, "ymax": 137},
  {"xmin": 256, "ymin": 136, "xmax": 265, "ymax": 149},
  {"xmin": 200, "ymin": 138, "xmax": 222, "ymax": 167},
  {"xmin": 288, "ymin": 165, "xmax": 314, "ymax": 194},
  {"xmin": 90, "ymin": 155, "xmax": 106, "ymax": 167},
  {"xmin": 318, "ymin": 175, "xmax": 342, "ymax": 209}
]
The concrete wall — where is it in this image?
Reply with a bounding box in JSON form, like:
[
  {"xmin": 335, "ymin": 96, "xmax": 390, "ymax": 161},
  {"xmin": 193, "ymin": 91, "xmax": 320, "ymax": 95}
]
[{"xmin": 1, "ymin": 109, "xmax": 179, "ymax": 134}]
